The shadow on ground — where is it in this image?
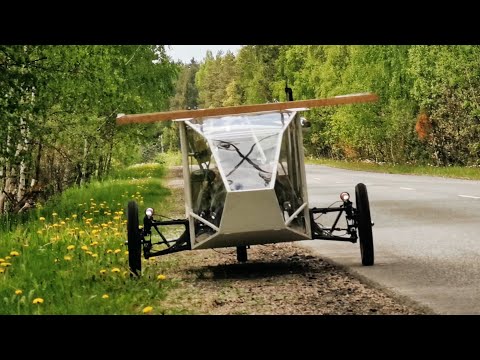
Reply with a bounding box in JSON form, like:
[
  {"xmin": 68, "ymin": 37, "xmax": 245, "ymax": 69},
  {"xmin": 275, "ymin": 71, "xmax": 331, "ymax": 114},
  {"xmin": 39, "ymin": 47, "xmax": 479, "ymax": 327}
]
[{"xmin": 186, "ymin": 254, "xmax": 331, "ymax": 281}]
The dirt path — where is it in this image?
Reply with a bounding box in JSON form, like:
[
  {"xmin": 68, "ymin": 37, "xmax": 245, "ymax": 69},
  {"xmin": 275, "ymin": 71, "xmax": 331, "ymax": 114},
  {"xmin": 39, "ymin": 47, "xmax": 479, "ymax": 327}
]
[{"xmin": 156, "ymin": 167, "xmax": 432, "ymax": 315}]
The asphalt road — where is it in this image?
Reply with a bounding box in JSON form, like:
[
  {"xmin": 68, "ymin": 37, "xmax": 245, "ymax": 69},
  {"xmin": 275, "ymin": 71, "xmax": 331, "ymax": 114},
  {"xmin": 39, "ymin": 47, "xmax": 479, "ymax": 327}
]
[{"xmin": 300, "ymin": 164, "xmax": 480, "ymax": 314}]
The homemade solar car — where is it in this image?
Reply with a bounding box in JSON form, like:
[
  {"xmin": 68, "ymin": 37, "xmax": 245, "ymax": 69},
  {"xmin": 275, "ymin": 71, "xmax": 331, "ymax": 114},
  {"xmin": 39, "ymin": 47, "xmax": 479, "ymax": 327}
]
[{"xmin": 116, "ymin": 92, "xmax": 378, "ymax": 276}]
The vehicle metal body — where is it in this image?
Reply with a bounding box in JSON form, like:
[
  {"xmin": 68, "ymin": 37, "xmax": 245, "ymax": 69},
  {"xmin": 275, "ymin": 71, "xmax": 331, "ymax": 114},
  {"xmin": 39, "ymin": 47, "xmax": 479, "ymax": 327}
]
[{"xmin": 117, "ymin": 92, "xmax": 377, "ymax": 276}]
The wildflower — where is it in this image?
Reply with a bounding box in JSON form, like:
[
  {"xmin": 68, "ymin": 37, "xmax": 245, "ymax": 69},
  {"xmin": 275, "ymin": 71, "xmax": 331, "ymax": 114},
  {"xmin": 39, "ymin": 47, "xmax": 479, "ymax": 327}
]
[
  {"xmin": 72, "ymin": 214, "xmax": 78, "ymax": 219},
  {"xmin": 111, "ymin": 268, "xmax": 120, "ymax": 273},
  {"xmin": 33, "ymin": 298, "xmax": 44, "ymax": 304},
  {"xmin": 0, "ymin": 258, "xmax": 4, "ymax": 263},
  {"xmin": 91, "ymin": 241, "xmax": 99, "ymax": 246},
  {"xmin": 86, "ymin": 251, "xmax": 93, "ymax": 255},
  {"xmin": 124, "ymin": 251, "xmax": 129, "ymax": 255},
  {"xmin": 157, "ymin": 274, "xmax": 167, "ymax": 281},
  {"xmin": 0, "ymin": 269, "xmax": 4, "ymax": 274},
  {"xmin": 100, "ymin": 269, "xmax": 107, "ymax": 275},
  {"xmin": 81, "ymin": 245, "xmax": 88, "ymax": 251},
  {"xmin": 114, "ymin": 249, "xmax": 121, "ymax": 254},
  {"xmin": 64, "ymin": 256, "xmax": 72, "ymax": 261},
  {"xmin": 91, "ymin": 254, "xmax": 98, "ymax": 258},
  {"xmin": 67, "ymin": 245, "xmax": 75, "ymax": 251},
  {"xmin": 79, "ymin": 231, "xmax": 85, "ymax": 235},
  {"xmin": 15, "ymin": 290, "xmax": 23, "ymax": 295},
  {"xmin": 118, "ymin": 211, "xmax": 124, "ymax": 215},
  {"xmin": 10, "ymin": 251, "xmax": 20, "ymax": 257},
  {"xmin": 142, "ymin": 306, "xmax": 153, "ymax": 314},
  {"xmin": 102, "ymin": 294, "xmax": 109, "ymax": 299},
  {"xmin": 113, "ymin": 216, "xmax": 121, "ymax": 221},
  {"xmin": 107, "ymin": 249, "xmax": 113, "ymax": 254},
  {"xmin": 39, "ymin": 217, "xmax": 46, "ymax": 221},
  {"xmin": 60, "ymin": 221, "xmax": 66, "ymax": 225},
  {"xmin": 52, "ymin": 212, "xmax": 58, "ymax": 217},
  {"xmin": 1, "ymin": 262, "xmax": 11, "ymax": 267},
  {"xmin": 5, "ymin": 256, "xmax": 11, "ymax": 260},
  {"xmin": 37, "ymin": 230, "xmax": 42, "ymax": 234}
]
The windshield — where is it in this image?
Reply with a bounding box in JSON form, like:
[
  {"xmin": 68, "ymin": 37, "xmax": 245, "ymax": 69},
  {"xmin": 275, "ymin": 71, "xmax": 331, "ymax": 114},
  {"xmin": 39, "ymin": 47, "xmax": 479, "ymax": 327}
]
[{"xmin": 186, "ymin": 111, "xmax": 294, "ymax": 191}]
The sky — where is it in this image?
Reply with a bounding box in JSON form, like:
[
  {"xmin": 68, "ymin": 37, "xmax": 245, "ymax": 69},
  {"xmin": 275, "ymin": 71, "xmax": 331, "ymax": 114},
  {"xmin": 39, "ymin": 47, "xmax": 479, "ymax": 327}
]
[{"xmin": 166, "ymin": 45, "xmax": 242, "ymax": 63}]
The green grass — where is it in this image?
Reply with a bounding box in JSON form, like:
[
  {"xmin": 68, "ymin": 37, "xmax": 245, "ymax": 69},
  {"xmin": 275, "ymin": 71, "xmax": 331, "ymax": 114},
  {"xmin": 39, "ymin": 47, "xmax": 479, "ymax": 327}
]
[
  {"xmin": 0, "ymin": 163, "xmax": 185, "ymax": 315},
  {"xmin": 306, "ymin": 158, "xmax": 480, "ymax": 180}
]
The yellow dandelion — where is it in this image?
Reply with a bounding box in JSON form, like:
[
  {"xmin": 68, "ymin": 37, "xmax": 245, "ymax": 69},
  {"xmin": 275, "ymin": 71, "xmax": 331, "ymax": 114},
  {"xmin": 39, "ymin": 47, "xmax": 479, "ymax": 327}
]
[
  {"xmin": 0, "ymin": 258, "xmax": 4, "ymax": 263},
  {"xmin": 91, "ymin": 253, "xmax": 98, "ymax": 258},
  {"xmin": 81, "ymin": 245, "xmax": 88, "ymax": 251},
  {"xmin": 93, "ymin": 210, "xmax": 99, "ymax": 213},
  {"xmin": 118, "ymin": 211, "xmax": 124, "ymax": 215},
  {"xmin": 15, "ymin": 289, "xmax": 23, "ymax": 295},
  {"xmin": 86, "ymin": 251, "xmax": 93, "ymax": 255},
  {"xmin": 10, "ymin": 251, "xmax": 20, "ymax": 257},
  {"xmin": 157, "ymin": 274, "xmax": 167, "ymax": 281},
  {"xmin": 124, "ymin": 251, "xmax": 129, "ymax": 255},
  {"xmin": 39, "ymin": 217, "xmax": 46, "ymax": 221},
  {"xmin": 91, "ymin": 241, "xmax": 99, "ymax": 246},
  {"xmin": 37, "ymin": 230, "xmax": 42, "ymax": 234},
  {"xmin": 67, "ymin": 245, "xmax": 75, "ymax": 251},
  {"xmin": 114, "ymin": 249, "xmax": 121, "ymax": 254},
  {"xmin": 79, "ymin": 231, "xmax": 85, "ymax": 235},
  {"xmin": 1, "ymin": 262, "xmax": 11, "ymax": 267},
  {"xmin": 0, "ymin": 268, "xmax": 5, "ymax": 274},
  {"xmin": 32, "ymin": 298, "xmax": 44, "ymax": 304},
  {"xmin": 113, "ymin": 216, "xmax": 121, "ymax": 221},
  {"xmin": 60, "ymin": 221, "xmax": 66, "ymax": 225},
  {"xmin": 52, "ymin": 223, "xmax": 59, "ymax": 228},
  {"xmin": 102, "ymin": 294, "xmax": 109, "ymax": 299},
  {"xmin": 107, "ymin": 249, "xmax": 113, "ymax": 254},
  {"xmin": 111, "ymin": 268, "xmax": 121, "ymax": 273},
  {"xmin": 142, "ymin": 306, "xmax": 153, "ymax": 314},
  {"xmin": 5, "ymin": 256, "xmax": 11, "ymax": 260},
  {"xmin": 72, "ymin": 214, "xmax": 78, "ymax": 219},
  {"xmin": 99, "ymin": 269, "xmax": 107, "ymax": 275},
  {"xmin": 64, "ymin": 255, "xmax": 72, "ymax": 261},
  {"xmin": 52, "ymin": 212, "xmax": 58, "ymax": 217}
]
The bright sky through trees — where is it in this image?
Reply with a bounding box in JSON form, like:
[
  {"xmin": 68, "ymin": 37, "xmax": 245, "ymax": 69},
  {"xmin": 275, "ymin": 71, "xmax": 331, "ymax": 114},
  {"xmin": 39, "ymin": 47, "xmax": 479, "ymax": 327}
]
[{"xmin": 166, "ymin": 45, "xmax": 242, "ymax": 63}]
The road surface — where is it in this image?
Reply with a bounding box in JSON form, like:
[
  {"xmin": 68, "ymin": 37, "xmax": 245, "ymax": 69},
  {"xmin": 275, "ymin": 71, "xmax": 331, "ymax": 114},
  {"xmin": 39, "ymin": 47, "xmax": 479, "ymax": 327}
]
[{"xmin": 300, "ymin": 164, "xmax": 480, "ymax": 314}]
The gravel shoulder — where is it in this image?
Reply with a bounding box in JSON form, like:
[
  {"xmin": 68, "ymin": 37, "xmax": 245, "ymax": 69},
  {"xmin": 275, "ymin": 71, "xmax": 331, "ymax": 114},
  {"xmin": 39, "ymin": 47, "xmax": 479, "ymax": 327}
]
[{"xmin": 156, "ymin": 167, "xmax": 432, "ymax": 315}]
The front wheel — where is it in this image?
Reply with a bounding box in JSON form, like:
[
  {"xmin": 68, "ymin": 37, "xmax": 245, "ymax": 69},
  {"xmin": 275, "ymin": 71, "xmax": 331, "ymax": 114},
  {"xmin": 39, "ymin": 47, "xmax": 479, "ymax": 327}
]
[
  {"xmin": 355, "ymin": 183, "xmax": 374, "ymax": 266},
  {"xmin": 127, "ymin": 201, "xmax": 142, "ymax": 276}
]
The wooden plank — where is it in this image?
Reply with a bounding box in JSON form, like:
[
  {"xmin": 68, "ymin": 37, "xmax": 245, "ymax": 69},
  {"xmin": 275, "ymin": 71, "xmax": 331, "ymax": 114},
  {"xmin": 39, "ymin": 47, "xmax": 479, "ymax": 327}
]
[{"xmin": 116, "ymin": 92, "xmax": 378, "ymax": 126}]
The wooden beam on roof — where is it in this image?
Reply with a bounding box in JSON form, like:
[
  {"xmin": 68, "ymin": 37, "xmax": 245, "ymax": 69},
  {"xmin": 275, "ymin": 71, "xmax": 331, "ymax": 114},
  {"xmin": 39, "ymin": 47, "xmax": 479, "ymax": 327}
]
[{"xmin": 116, "ymin": 92, "xmax": 378, "ymax": 126}]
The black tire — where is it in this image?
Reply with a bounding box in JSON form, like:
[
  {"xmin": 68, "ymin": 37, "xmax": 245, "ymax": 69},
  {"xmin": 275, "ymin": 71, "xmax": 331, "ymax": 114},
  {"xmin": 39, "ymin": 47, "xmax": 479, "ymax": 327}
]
[
  {"xmin": 236, "ymin": 245, "xmax": 248, "ymax": 263},
  {"xmin": 355, "ymin": 183, "xmax": 374, "ymax": 266},
  {"xmin": 127, "ymin": 201, "xmax": 142, "ymax": 276}
]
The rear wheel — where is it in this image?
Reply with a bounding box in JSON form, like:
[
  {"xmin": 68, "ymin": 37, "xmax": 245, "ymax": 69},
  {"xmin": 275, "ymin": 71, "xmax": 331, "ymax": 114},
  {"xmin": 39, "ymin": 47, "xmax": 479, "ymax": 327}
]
[
  {"xmin": 127, "ymin": 201, "xmax": 142, "ymax": 276},
  {"xmin": 355, "ymin": 183, "xmax": 374, "ymax": 266},
  {"xmin": 236, "ymin": 245, "xmax": 248, "ymax": 262}
]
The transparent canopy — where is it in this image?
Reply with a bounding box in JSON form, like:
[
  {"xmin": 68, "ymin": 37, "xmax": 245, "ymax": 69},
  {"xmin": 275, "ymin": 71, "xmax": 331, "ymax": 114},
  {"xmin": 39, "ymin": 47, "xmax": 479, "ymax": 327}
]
[{"xmin": 186, "ymin": 111, "xmax": 294, "ymax": 191}]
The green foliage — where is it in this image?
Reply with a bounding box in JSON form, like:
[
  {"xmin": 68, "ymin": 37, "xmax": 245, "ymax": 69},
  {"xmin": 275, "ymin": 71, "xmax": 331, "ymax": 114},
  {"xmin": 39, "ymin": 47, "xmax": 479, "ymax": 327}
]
[{"xmin": 1, "ymin": 45, "xmax": 177, "ymax": 213}]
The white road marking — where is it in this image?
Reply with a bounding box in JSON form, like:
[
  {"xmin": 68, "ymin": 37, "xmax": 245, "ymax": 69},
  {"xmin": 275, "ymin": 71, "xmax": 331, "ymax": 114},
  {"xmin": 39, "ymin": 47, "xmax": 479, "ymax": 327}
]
[
  {"xmin": 458, "ymin": 195, "xmax": 480, "ymax": 199},
  {"xmin": 400, "ymin": 187, "xmax": 415, "ymax": 190}
]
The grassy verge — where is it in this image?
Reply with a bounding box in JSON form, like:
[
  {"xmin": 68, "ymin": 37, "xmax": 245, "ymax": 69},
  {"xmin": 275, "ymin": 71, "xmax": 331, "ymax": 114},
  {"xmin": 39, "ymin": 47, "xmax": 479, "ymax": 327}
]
[
  {"xmin": 306, "ymin": 158, "xmax": 480, "ymax": 180},
  {"xmin": 0, "ymin": 163, "xmax": 185, "ymax": 315}
]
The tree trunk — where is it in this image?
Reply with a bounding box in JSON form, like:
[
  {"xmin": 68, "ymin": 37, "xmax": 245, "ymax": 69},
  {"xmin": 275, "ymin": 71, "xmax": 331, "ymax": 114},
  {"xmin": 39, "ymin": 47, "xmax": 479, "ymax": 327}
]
[{"xmin": 81, "ymin": 138, "xmax": 88, "ymax": 186}]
